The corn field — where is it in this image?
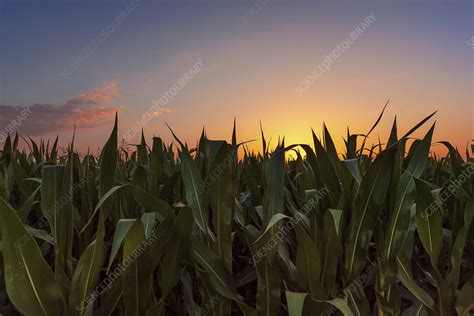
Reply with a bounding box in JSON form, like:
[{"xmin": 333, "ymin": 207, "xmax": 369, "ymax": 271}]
[{"xmin": 0, "ymin": 112, "xmax": 473, "ymax": 316}]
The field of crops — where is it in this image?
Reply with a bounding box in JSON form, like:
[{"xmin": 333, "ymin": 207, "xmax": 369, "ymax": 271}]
[{"xmin": 0, "ymin": 112, "xmax": 472, "ymax": 316}]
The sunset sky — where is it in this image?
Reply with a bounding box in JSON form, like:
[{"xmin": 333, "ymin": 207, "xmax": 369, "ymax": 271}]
[{"xmin": 0, "ymin": 0, "xmax": 472, "ymax": 156}]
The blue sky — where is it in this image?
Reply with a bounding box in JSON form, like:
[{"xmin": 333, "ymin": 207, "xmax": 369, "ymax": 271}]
[{"xmin": 0, "ymin": 0, "xmax": 472, "ymax": 153}]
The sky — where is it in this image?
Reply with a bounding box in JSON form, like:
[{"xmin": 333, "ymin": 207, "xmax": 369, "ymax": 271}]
[{"xmin": 0, "ymin": 0, "xmax": 473, "ymax": 156}]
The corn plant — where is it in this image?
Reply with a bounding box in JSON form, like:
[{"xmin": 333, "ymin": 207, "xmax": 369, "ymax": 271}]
[{"xmin": 0, "ymin": 112, "xmax": 472, "ymax": 315}]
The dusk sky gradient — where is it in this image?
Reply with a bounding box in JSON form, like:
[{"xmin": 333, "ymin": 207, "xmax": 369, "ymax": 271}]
[{"xmin": 0, "ymin": 0, "xmax": 472, "ymax": 156}]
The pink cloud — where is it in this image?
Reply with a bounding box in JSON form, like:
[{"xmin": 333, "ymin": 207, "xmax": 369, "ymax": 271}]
[
  {"xmin": 0, "ymin": 82, "xmax": 121, "ymax": 137},
  {"xmin": 66, "ymin": 82, "xmax": 119, "ymax": 107}
]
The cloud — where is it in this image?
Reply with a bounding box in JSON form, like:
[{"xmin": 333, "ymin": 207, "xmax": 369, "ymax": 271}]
[
  {"xmin": 149, "ymin": 107, "xmax": 172, "ymax": 118},
  {"xmin": 0, "ymin": 82, "xmax": 120, "ymax": 137}
]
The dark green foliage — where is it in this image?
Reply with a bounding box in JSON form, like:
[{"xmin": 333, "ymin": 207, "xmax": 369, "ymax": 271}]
[{"xmin": 0, "ymin": 114, "xmax": 472, "ymax": 315}]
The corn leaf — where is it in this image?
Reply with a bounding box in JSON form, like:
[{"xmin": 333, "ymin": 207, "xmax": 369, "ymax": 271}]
[{"xmin": 0, "ymin": 198, "xmax": 65, "ymax": 315}]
